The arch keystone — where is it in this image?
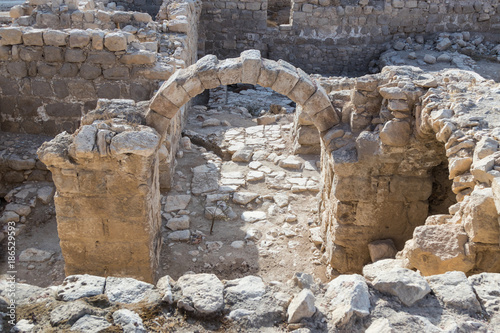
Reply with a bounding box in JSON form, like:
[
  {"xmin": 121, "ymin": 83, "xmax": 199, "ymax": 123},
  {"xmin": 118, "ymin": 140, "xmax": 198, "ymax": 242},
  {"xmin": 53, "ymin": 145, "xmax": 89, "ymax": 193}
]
[
  {"xmin": 196, "ymin": 54, "xmax": 221, "ymax": 89},
  {"xmin": 241, "ymin": 49, "xmax": 262, "ymax": 85},
  {"xmin": 271, "ymin": 59, "xmax": 300, "ymax": 96}
]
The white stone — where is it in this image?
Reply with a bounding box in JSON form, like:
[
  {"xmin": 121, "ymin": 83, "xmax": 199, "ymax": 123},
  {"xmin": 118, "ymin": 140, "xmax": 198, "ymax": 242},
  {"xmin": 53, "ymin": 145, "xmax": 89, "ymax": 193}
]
[
  {"xmin": 287, "ymin": 289, "xmax": 316, "ymax": 323},
  {"xmin": 366, "ymin": 318, "xmax": 394, "ymax": 333},
  {"xmin": 309, "ymin": 227, "xmax": 322, "ymax": 245},
  {"xmin": 469, "ymin": 273, "xmax": 500, "ymax": 317},
  {"xmin": 57, "ymin": 274, "xmax": 106, "ymax": 301},
  {"xmin": 273, "ymin": 193, "xmax": 289, "ymax": 207},
  {"xmin": 362, "ymin": 259, "xmax": 405, "ymax": 281},
  {"xmin": 247, "ymin": 170, "xmax": 265, "ymax": 181},
  {"xmin": 112, "ymin": 309, "xmax": 146, "ymax": 333},
  {"xmin": 225, "ymin": 276, "xmax": 266, "ymax": 300},
  {"xmin": 12, "ymin": 319, "xmax": 35, "ymax": 333},
  {"xmin": 233, "ymin": 192, "xmax": 259, "ymax": 205},
  {"xmin": 177, "ymin": 273, "xmax": 224, "ymax": 315},
  {"xmin": 166, "ymin": 215, "xmax": 190, "ymax": 230},
  {"xmin": 371, "ymin": 267, "xmax": 431, "ymax": 306},
  {"xmin": 156, "ymin": 275, "xmax": 173, "ymax": 304},
  {"xmin": 231, "ymin": 240, "xmax": 245, "ymax": 249},
  {"xmin": 279, "ymin": 156, "xmax": 303, "ymax": 169},
  {"xmin": 105, "ymin": 277, "xmax": 154, "ymax": 304},
  {"xmin": 325, "ymin": 274, "xmax": 370, "ymax": 326},
  {"xmin": 70, "ymin": 315, "xmax": 111, "ymax": 332},
  {"xmin": 232, "ymin": 147, "xmax": 254, "ymax": 162},
  {"xmin": 241, "ymin": 211, "xmax": 267, "ymax": 223}
]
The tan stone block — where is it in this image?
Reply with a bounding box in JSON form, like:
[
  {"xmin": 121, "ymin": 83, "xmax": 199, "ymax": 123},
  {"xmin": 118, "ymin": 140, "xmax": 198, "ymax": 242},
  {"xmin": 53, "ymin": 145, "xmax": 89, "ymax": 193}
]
[
  {"xmin": 303, "ymin": 84, "xmax": 331, "ymax": 115},
  {"xmin": 120, "ymin": 51, "xmax": 156, "ymax": 65},
  {"xmin": 388, "ymin": 99, "xmax": 409, "ymax": 112},
  {"xmin": 463, "ymin": 187, "xmax": 499, "ymax": 244},
  {"xmin": 217, "ymin": 57, "xmax": 242, "ymax": 86},
  {"xmin": 22, "ymin": 29, "xmax": 44, "ymax": 46},
  {"xmin": 159, "ymin": 73, "xmax": 190, "ymax": 108},
  {"xmin": 379, "ymin": 86, "xmax": 407, "ymax": 100},
  {"xmin": 51, "ymin": 173, "xmax": 79, "ymax": 194},
  {"xmin": 271, "ymin": 60, "xmax": 300, "ymax": 96},
  {"xmin": 174, "ymin": 66, "xmax": 204, "ymax": 98},
  {"xmin": 311, "ymin": 105, "xmax": 340, "ymax": 132},
  {"xmin": 149, "ymin": 90, "xmax": 179, "ymax": 119},
  {"xmin": 196, "ymin": 54, "xmax": 221, "ymax": 89},
  {"xmin": 43, "ymin": 30, "xmax": 68, "ymax": 46},
  {"xmin": 257, "ymin": 58, "xmax": 279, "ymax": 88},
  {"xmin": 288, "ymin": 68, "xmax": 317, "ymax": 105},
  {"xmin": 241, "ymin": 49, "xmax": 261, "ymax": 85},
  {"xmin": 0, "ymin": 28, "xmax": 23, "ymax": 45}
]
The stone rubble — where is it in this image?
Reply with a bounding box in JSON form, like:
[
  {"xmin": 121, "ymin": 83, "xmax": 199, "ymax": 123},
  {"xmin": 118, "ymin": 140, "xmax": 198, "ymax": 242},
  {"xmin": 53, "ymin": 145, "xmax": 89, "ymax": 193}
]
[{"xmin": 2, "ymin": 267, "xmax": 499, "ymax": 332}]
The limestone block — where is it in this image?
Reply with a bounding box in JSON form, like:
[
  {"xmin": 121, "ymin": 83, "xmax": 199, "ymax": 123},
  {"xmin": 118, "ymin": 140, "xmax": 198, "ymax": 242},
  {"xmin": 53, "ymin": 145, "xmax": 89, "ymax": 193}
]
[
  {"xmin": 325, "ymin": 274, "xmax": 370, "ymax": 326},
  {"xmin": 469, "ymin": 273, "xmax": 500, "ymax": 317},
  {"xmin": 311, "ymin": 106, "xmax": 340, "ymax": 132},
  {"xmin": 145, "ymin": 110, "xmax": 170, "ymax": 138},
  {"xmin": 388, "ymin": 99, "xmax": 409, "ymax": 112},
  {"xmin": 133, "ymin": 12, "xmax": 152, "ymax": 22},
  {"xmin": 426, "ymin": 271, "xmax": 482, "ymax": 313},
  {"xmin": 217, "ymin": 57, "xmax": 242, "ymax": 86},
  {"xmin": 167, "ymin": 18, "xmax": 189, "ymax": 33},
  {"xmin": 473, "ymin": 137, "xmax": 498, "ymax": 162},
  {"xmin": 287, "ymin": 289, "xmax": 316, "ymax": 324},
  {"xmin": 257, "ymin": 58, "xmax": 279, "ymax": 88},
  {"xmin": 158, "ymin": 72, "xmax": 191, "ymax": 108},
  {"xmin": 69, "ymin": 125, "xmax": 97, "ymax": 160},
  {"xmin": 449, "ymin": 157, "xmax": 473, "ymax": 179},
  {"xmin": 471, "ymin": 154, "xmax": 496, "ymax": 183},
  {"xmin": 22, "ymin": 30, "xmax": 44, "ymax": 46},
  {"xmin": 355, "ymin": 75, "xmax": 378, "ymax": 91},
  {"xmin": 371, "ymin": 267, "xmax": 431, "ymax": 306},
  {"xmin": 288, "ymin": 68, "xmax": 317, "ymax": 105},
  {"xmin": 379, "ymin": 87, "xmax": 407, "ymax": 100},
  {"xmin": 57, "ymin": 274, "xmax": 106, "ymax": 301},
  {"xmin": 241, "ymin": 49, "xmax": 261, "ymax": 85},
  {"xmin": 303, "ymin": 85, "xmax": 331, "ymax": 115},
  {"xmin": 462, "ymin": 187, "xmax": 499, "ymax": 244},
  {"xmin": 104, "ymin": 32, "xmax": 127, "ymax": 52},
  {"xmin": 110, "ymin": 128, "xmax": 160, "ymax": 157},
  {"xmin": 399, "ymin": 224, "xmax": 475, "ymax": 276},
  {"xmin": 0, "ymin": 28, "xmax": 23, "ymax": 45},
  {"xmin": 380, "ymin": 120, "xmax": 411, "ymax": 146},
  {"xmin": 196, "ymin": 55, "xmax": 220, "ymax": 89},
  {"xmin": 69, "ymin": 30, "xmax": 91, "ymax": 48},
  {"xmin": 43, "ymin": 30, "xmax": 68, "ymax": 46},
  {"xmin": 177, "ymin": 274, "xmax": 224, "ymax": 315},
  {"xmin": 271, "ymin": 60, "xmax": 299, "ymax": 96},
  {"xmin": 368, "ymin": 239, "xmax": 398, "ymax": 262},
  {"xmin": 91, "ymin": 31, "xmax": 104, "ymax": 50},
  {"xmin": 120, "ymin": 50, "xmax": 156, "ymax": 65}
]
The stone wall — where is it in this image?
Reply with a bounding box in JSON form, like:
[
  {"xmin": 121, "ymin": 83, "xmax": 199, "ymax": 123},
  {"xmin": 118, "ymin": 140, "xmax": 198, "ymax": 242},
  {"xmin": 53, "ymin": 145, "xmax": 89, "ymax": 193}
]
[
  {"xmin": 1, "ymin": 0, "xmax": 201, "ymax": 138},
  {"xmin": 200, "ymin": 0, "xmax": 500, "ymax": 75},
  {"xmin": 318, "ymin": 66, "xmax": 500, "ymax": 275}
]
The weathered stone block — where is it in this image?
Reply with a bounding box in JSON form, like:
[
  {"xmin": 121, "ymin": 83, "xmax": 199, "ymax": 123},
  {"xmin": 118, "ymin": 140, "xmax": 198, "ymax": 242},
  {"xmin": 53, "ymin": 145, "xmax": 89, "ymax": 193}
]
[
  {"xmin": 257, "ymin": 58, "xmax": 279, "ymax": 88},
  {"xmin": 79, "ymin": 63, "xmax": 101, "ymax": 79},
  {"xmin": 120, "ymin": 51, "xmax": 156, "ymax": 65},
  {"xmin": 0, "ymin": 46, "xmax": 10, "ymax": 60},
  {"xmin": 43, "ymin": 46, "xmax": 64, "ymax": 62},
  {"xmin": 68, "ymin": 80, "xmax": 96, "ymax": 99},
  {"xmin": 87, "ymin": 51, "xmax": 115, "ymax": 65},
  {"xmin": 19, "ymin": 47, "xmax": 43, "ymax": 62},
  {"xmin": 271, "ymin": 60, "xmax": 299, "ymax": 96},
  {"xmin": 311, "ymin": 105, "xmax": 340, "ymax": 132},
  {"xmin": 104, "ymin": 32, "xmax": 127, "ymax": 52},
  {"xmin": 7, "ymin": 61, "xmax": 27, "ymax": 77},
  {"xmin": 158, "ymin": 72, "xmax": 191, "ymax": 108},
  {"xmin": 463, "ymin": 187, "xmax": 500, "ymax": 244},
  {"xmin": 65, "ymin": 49, "xmax": 87, "ymax": 63},
  {"xmin": 288, "ymin": 68, "xmax": 317, "ymax": 105},
  {"xmin": 303, "ymin": 84, "xmax": 331, "ymax": 115},
  {"xmin": 69, "ymin": 30, "xmax": 91, "ymax": 48},
  {"xmin": 380, "ymin": 120, "xmax": 411, "ymax": 146},
  {"xmin": 196, "ymin": 54, "xmax": 220, "ymax": 89},
  {"xmin": 146, "ymin": 109, "xmax": 171, "ymax": 137},
  {"xmin": 22, "ymin": 30, "xmax": 44, "ymax": 46},
  {"xmin": 103, "ymin": 67, "xmax": 129, "ymax": 80},
  {"xmin": 173, "ymin": 67, "xmax": 204, "ymax": 98},
  {"xmin": 217, "ymin": 57, "xmax": 242, "ymax": 86},
  {"xmin": 149, "ymin": 90, "xmax": 179, "ymax": 119},
  {"xmin": 241, "ymin": 50, "xmax": 261, "ymax": 85},
  {"xmin": 0, "ymin": 28, "xmax": 23, "ymax": 45},
  {"xmin": 43, "ymin": 30, "xmax": 68, "ymax": 46}
]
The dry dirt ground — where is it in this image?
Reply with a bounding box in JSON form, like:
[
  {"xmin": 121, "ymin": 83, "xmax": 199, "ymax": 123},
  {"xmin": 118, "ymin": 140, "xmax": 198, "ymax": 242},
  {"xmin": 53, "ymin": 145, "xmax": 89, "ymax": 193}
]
[{"xmin": 1, "ymin": 86, "xmax": 326, "ymax": 288}]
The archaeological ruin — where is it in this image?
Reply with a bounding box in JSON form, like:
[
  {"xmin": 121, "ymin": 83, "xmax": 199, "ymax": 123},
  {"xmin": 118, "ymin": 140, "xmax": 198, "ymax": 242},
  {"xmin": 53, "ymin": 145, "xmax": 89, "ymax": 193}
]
[{"xmin": 1, "ymin": 0, "xmax": 500, "ymax": 332}]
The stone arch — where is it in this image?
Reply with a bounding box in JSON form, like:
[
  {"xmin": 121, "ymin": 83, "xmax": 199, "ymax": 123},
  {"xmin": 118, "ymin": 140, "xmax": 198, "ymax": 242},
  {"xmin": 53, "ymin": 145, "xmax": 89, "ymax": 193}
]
[{"xmin": 146, "ymin": 50, "xmax": 339, "ymax": 137}]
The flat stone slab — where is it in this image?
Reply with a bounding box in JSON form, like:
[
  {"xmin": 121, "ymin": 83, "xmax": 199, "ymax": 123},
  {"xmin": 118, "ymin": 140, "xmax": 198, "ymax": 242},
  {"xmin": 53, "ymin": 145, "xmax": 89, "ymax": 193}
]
[
  {"xmin": 165, "ymin": 194, "xmax": 191, "ymax": 212},
  {"xmin": 57, "ymin": 275, "xmax": 106, "ymax": 301},
  {"xmin": 241, "ymin": 211, "xmax": 267, "ymax": 223},
  {"xmin": 19, "ymin": 248, "xmax": 54, "ymax": 262}
]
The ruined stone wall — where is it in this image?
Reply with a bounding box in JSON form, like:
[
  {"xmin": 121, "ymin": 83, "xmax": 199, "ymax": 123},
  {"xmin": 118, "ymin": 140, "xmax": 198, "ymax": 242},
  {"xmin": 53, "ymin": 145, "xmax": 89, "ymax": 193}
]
[
  {"xmin": 200, "ymin": 0, "xmax": 500, "ymax": 75},
  {"xmin": 1, "ymin": 0, "xmax": 201, "ymax": 139},
  {"xmin": 37, "ymin": 99, "xmax": 163, "ymax": 282},
  {"xmin": 318, "ymin": 66, "xmax": 500, "ymax": 275}
]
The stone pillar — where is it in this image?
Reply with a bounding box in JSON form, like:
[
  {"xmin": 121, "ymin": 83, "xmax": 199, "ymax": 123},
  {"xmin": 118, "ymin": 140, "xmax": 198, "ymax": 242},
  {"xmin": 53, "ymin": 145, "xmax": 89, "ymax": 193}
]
[{"xmin": 38, "ymin": 100, "xmax": 162, "ymax": 283}]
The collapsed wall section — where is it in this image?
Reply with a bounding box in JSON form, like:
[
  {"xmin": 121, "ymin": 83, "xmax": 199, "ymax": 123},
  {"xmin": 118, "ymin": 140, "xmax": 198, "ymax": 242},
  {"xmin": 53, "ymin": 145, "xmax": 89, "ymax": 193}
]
[
  {"xmin": 200, "ymin": 0, "xmax": 500, "ymax": 75},
  {"xmin": 318, "ymin": 66, "xmax": 500, "ymax": 275}
]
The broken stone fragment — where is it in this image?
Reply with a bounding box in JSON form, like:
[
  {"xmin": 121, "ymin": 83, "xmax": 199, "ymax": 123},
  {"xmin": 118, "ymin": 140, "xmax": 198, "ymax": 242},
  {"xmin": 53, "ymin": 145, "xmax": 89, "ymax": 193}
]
[
  {"xmin": 165, "ymin": 194, "xmax": 191, "ymax": 212},
  {"xmin": 380, "ymin": 120, "xmax": 410, "ymax": 146},
  {"xmin": 287, "ymin": 289, "xmax": 316, "ymax": 323},
  {"xmin": 371, "ymin": 267, "xmax": 431, "ymax": 306},
  {"xmin": 105, "ymin": 277, "xmax": 154, "ymax": 304},
  {"xmin": 241, "ymin": 211, "xmax": 266, "ymax": 223},
  {"xmin": 57, "ymin": 274, "xmax": 106, "ymax": 301},
  {"xmin": 177, "ymin": 273, "xmax": 224, "ymax": 315},
  {"xmin": 232, "ymin": 191, "xmax": 259, "ymax": 205},
  {"xmin": 232, "ymin": 147, "xmax": 253, "ymax": 162},
  {"xmin": 325, "ymin": 274, "xmax": 370, "ymax": 326},
  {"xmin": 166, "ymin": 215, "xmax": 190, "ymax": 231},
  {"xmin": 462, "ymin": 187, "xmax": 499, "ymax": 244}
]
